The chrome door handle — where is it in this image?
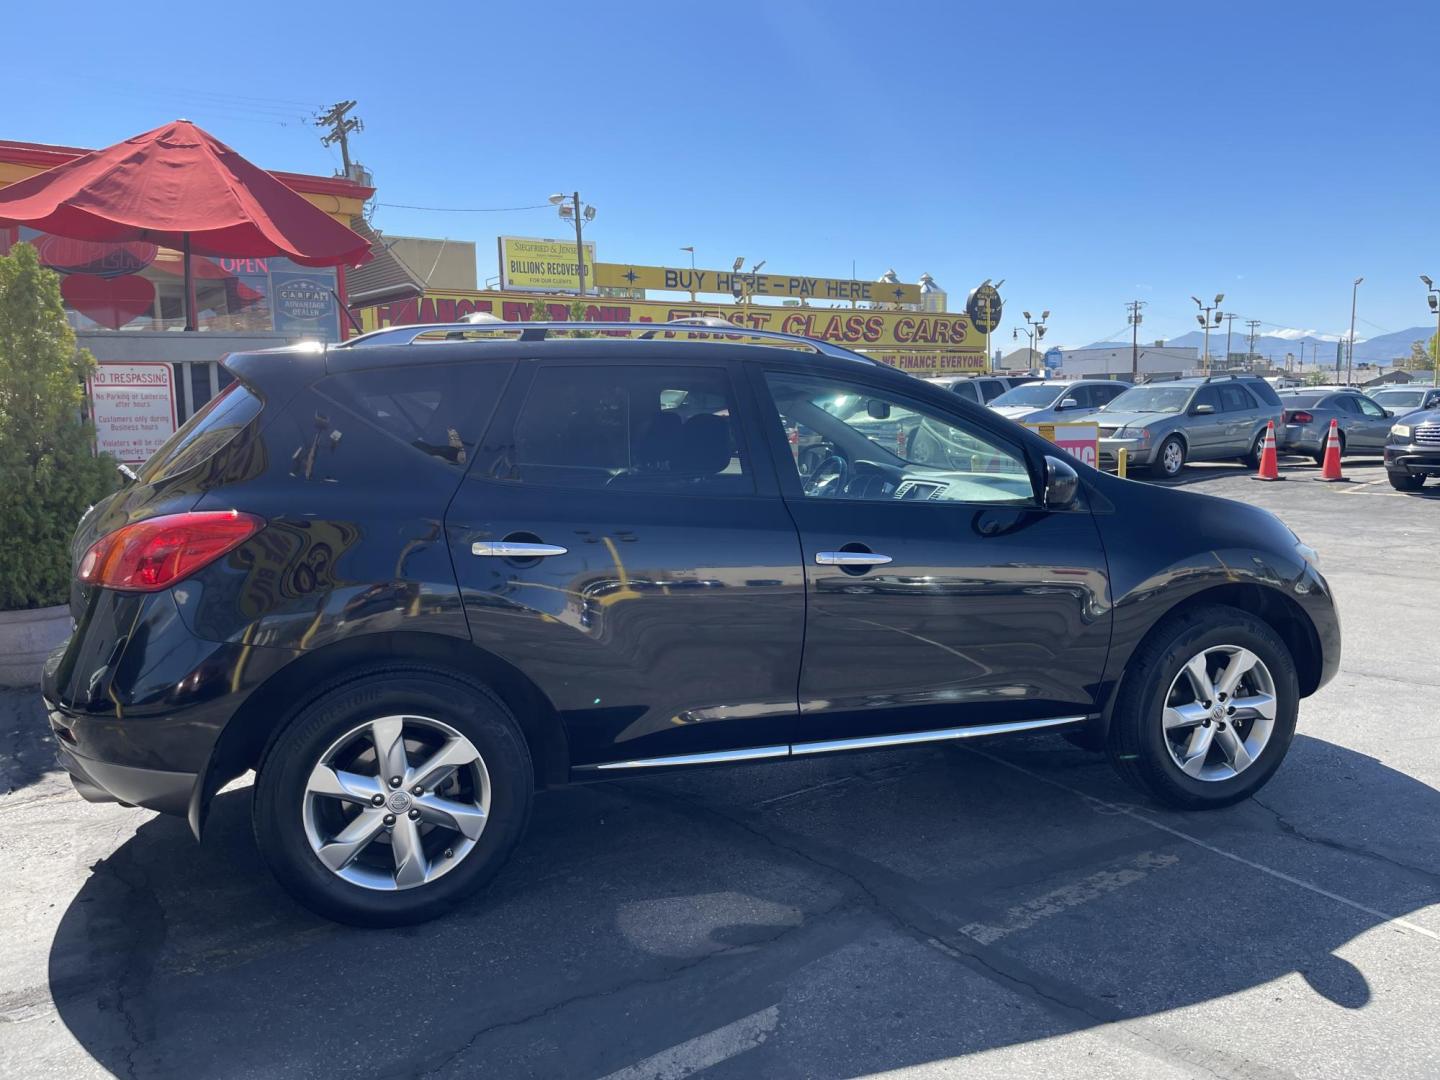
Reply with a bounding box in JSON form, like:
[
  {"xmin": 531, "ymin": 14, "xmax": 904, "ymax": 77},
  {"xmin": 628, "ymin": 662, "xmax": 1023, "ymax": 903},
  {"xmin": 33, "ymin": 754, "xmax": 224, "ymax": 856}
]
[
  {"xmin": 815, "ymin": 551, "xmax": 893, "ymax": 566},
  {"xmin": 472, "ymin": 541, "xmax": 568, "ymax": 557}
]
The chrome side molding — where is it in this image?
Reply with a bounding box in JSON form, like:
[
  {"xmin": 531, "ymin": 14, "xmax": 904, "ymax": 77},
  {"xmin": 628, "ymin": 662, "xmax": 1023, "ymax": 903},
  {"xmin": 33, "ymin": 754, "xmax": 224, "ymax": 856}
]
[
  {"xmin": 577, "ymin": 716, "xmax": 1086, "ymax": 772},
  {"xmin": 586, "ymin": 745, "xmax": 791, "ymax": 771},
  {"xmin": 790, "ymin": 715, "xmax": 1084, "ymax": 756}
]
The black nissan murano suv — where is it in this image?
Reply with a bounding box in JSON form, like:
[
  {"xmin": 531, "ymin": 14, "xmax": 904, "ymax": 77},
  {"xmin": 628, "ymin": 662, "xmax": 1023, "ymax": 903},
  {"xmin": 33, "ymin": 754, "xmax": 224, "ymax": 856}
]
[{"xmin": 43, "ymin": 322, "xmax": 1341, "ymax": 926}]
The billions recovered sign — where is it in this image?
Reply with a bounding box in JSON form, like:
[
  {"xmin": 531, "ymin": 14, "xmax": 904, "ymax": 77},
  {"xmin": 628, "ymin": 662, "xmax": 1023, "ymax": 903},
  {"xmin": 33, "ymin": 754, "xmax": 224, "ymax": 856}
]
[
  {"xmin": 592, "ymin": 263, "xmax": 922, "ymax": 305},
  {"xmin": 360, "ymin": 290, "xmax": 985, "ymax": 373},
  {"xmin": 498, "ymin": 236, "xmax": 596, "ymax": 292},
  {"xmin": 87, "ymin": 362, "xmax": 176, "ymax": 463}
]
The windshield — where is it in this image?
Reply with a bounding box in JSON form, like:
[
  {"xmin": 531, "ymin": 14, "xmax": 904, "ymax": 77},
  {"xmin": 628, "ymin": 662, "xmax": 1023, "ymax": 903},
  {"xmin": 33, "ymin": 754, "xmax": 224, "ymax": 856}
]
[
  {"xmin": 1103, "ymin": 386, "xmax": 1193, "ymax": 414},
  {"xmin": 991, "ymin": 383, "xmax": 1063, "ymax": 407},
  {"xmin": 1371, "ymin": 390, "xmax": 1423, "ymax": 408}
]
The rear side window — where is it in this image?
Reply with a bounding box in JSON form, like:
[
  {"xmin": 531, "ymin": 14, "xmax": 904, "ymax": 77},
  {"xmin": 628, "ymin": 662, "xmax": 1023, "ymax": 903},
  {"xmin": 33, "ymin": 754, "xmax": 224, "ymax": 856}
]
[
  {"xmin": 978, "ymin": 380, "xmax": 1006, "ymax": 402},
  {"xmin": 1094, "ymin": 383, "xmax": 1127, "ymax": 406},
  {"xmin": 1244, "ymin": 379, "xmax": 1282, "ymax": 406},
  {"xmin": 316, "ymin": 362, "xmax": 512, "ymax": 467},
  {"xmin": 500, "ymin": 364, "xmax": 751, "ymax": 495},
  {"xmin": 952, "ymin": 381, "xmax": 981, "ymax": 403},
  {"xmin": 138, "ymin": 381, "xmax": 262, "ymax": 483},
  {"xmin": 1217, "ymin": 384, "xmax": 1256, "ymax": 412}
]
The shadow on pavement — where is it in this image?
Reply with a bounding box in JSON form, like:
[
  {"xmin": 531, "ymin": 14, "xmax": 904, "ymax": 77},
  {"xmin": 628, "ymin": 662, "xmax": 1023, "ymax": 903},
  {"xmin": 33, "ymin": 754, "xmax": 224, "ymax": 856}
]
[
  {"xmin": 45, "ymin": 733, "xmax": 1440, "ymax": 1079},
  {"xmin": 1, "ymin": 691, "xmax": 57, "ymax": 797}
]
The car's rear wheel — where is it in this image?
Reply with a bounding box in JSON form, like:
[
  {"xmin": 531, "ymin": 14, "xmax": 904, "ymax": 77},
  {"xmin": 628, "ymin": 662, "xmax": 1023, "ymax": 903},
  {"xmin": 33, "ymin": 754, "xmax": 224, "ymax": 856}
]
[
  {"xmin": 1151, "ymin": 435, "xmax": 1186, "ymax": 479},
  {"xmin": 1314, "ymin": 431, "xmax": 1344, "ymax": 466},
  {"xmin": 1388, "ymin": 471, "xmax": 1425, "ymax": 491},
  {"xmin": 1107, "ymin": 604, "xmax": 1298, "ymax": 809},
  {"xmin": 253, "ymin": 669, "xmax": 533, "ymax": 927},
  {"xmin": 1241, "ymin": 430, "xmax": 1265, "ymax": 469}
]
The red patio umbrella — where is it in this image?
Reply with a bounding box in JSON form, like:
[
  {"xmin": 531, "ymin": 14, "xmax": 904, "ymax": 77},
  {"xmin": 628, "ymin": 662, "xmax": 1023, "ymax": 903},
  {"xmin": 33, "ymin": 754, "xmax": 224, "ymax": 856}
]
[{"xmin": 0, "ymin": 120, "xmax": 371, "ymax": 330}]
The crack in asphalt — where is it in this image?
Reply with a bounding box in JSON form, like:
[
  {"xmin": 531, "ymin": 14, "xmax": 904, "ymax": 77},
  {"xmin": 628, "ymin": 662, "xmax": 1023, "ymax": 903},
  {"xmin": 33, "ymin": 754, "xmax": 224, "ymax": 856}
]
[{"xmin": 1249, "ymin": 796, "xmax": 1440, "ymax": 885}]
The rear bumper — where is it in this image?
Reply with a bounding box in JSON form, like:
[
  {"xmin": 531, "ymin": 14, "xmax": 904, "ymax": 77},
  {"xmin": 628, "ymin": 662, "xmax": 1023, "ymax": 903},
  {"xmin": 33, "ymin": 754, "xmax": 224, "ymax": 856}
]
[
  {"xmin": 1385, "ymin": 447, "xmax": 1440, "ymax": 475},
  {"xmin": 1279, "ymin": 426, "xmax": 1323, "ymax": 454},
  {"xmin": 49, "ymin": 718, "xmax": 197, "ymax": 816}
]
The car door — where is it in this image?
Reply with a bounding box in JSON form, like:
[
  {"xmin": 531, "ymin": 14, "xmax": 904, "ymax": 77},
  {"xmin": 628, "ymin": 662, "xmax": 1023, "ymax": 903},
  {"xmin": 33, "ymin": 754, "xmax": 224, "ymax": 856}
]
[
  {"xmin": 447, "ymin": 357, "xmax": 805, "ymax": 770},
  {"xmin": 1216, "ymin": 383, "xmax": 1261, "ymax": 452},
  {"xmin": 751, "ymin": 364, "xmax": 1112, "ymax": 747},
  {"xmin": 1349, "ymin": 394, "xmax": 1391, "ymax": 449},
  {"xmin": 1184, "ymin": 386, "xmax": 1226, "ymax": 458}
]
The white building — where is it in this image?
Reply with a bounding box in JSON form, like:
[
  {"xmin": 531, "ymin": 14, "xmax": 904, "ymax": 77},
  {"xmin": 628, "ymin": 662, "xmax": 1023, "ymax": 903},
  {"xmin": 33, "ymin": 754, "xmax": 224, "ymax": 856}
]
[{"xmin": 1058, "ymin": 343, "xmax": 1200, "ymax": 380}]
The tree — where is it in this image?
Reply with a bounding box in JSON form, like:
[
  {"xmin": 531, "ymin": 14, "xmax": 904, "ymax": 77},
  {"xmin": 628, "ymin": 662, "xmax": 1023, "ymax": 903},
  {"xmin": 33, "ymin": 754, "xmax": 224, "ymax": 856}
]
[
  {"xmin": 0, "ymin": 242, "xmax": 115, "ymax": 609},
  {"xmin": 1406, "ymin": 338, "xmax": 1436, "ymax": 371}
]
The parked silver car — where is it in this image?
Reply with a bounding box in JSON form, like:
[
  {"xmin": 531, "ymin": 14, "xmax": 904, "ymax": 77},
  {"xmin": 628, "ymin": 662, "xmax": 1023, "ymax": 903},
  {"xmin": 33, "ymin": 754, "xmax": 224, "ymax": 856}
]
[
  {"xmin": 987, "ymin": 379, "xmax": 1130, "ymax": 423},
  {"xmin": 1277, "ymin": 388, "xmax": 1393, "ymax": 462},
  {"xmin": 1081, "ymin": 375, "xmax": 1284, "ymax": 478},
  {"xmin": 1368, "ymin": 385, "xmax": 1440, "ymax": 417},
  {"xmin": 924, "ymin": 374, "xmax": 1030, "ymax": 405}
]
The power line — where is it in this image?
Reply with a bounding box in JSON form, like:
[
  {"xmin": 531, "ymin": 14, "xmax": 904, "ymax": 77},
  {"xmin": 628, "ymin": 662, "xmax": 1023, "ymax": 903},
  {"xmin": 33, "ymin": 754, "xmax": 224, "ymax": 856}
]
[{"xmin": 373, "ymin": 201, "xmax": 555, "ymax": 213}]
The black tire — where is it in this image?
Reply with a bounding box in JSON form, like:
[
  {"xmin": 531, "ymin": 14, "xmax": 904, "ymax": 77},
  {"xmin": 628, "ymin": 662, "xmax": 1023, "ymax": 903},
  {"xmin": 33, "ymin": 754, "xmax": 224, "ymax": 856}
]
[
  {"xmin": 1313, "ymin": 432, "xmax": 1343, "ymax": 467},
  {"xmin": 1106, "ymin": 604, "xmax": 1299, "ymax": 810},
  {"xmin": 1150, "ymin": 435, "xmax": 1186, "ymax": 479},
  {"xmin": 253, "ymin": 668, "xmax": 533, "ymax": 927},
  {"xmin": 1388, "ymin": 471, "xmax": 1425, "ymax": 492},
  {"xmin": 1241, "ymin": 431, "xmax": 1265, "ymax": 470}
]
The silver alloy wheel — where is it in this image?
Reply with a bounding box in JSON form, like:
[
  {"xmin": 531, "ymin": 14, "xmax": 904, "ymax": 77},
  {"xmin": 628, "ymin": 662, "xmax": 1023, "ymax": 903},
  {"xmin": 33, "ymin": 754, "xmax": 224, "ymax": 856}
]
[
  {"xmin": 1161, "ymin": 438, "xmax": 1184, "ymax": 476},
  {"xmin": 302, "ymin": 715, "xmax": 491, "ymax": 891},
  {"xmin": 1162, "ymin": 645, "xmax": 1277, "ymax": 782}
]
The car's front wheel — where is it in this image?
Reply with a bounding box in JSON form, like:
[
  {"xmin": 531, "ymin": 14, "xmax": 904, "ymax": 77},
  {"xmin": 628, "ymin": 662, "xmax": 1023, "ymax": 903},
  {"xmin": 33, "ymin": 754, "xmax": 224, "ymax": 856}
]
[
  {"xmin": 1107, "ymin": 604, "xmax": 1298, "ymax": 809},
  {"xmin": 253, "ymin": 669, "xmax": 533, "ymax": 926},
  {"xmin": 1151, "ymin": 435, "xmax": 1186, "ymax": 479}
]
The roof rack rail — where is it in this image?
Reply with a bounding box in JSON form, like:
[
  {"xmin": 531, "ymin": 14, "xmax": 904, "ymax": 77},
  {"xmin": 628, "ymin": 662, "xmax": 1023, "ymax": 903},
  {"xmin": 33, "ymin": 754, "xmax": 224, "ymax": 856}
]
[{"xmin": 334, "ymin": 317, "xmax": 879, "ymax": 364}]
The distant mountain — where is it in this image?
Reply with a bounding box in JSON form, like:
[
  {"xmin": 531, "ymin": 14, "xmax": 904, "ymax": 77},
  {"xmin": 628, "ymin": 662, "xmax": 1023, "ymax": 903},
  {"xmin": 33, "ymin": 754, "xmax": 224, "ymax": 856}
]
[{"xmin": 1080, "ymin": 326, "xmax": 1431, "ymax": 364}]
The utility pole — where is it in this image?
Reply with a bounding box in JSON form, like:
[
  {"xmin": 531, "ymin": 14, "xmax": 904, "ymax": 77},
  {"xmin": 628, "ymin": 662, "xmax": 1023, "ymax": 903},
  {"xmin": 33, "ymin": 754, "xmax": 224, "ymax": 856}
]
[
  {"xmin": 1222, "ymin": 313, "xmax": 1237, "ymax": 371},
  {"xmin": 1246, "ymin": 319, "xmax": 1261, "ymax": 366},
  {"xmin": 1346, "ymin": 276, "xmax": 1363, "ymax": 385},
  {"xmin": 1126, "ymin": 300, "xmax": 1147, "ymax": 381},
  {"xmin": 315, "ymin": 101, "xmax": 363, "ymax": 178}
]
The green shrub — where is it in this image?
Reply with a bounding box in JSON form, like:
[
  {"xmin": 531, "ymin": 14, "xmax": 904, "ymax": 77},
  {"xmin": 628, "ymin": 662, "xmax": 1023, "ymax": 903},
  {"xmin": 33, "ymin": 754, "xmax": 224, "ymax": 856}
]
[{"xmin": 0, "ymin": 242, "xmax": 116, "ymax": 610}]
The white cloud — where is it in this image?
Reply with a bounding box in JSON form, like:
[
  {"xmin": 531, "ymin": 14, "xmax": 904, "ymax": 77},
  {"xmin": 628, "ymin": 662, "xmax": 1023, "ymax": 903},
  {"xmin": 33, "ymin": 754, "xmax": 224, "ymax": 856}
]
[{"xmin": 1263, "ymin": 327, "xmax": 1357, "ymax": 343}]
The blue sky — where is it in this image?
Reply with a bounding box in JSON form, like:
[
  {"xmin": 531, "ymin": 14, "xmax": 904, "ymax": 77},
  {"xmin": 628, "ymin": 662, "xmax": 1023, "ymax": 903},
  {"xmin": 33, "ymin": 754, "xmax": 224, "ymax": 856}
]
[{"xmin": 3, "ymin": 1, "xmax": 1437, "ymax": 348}]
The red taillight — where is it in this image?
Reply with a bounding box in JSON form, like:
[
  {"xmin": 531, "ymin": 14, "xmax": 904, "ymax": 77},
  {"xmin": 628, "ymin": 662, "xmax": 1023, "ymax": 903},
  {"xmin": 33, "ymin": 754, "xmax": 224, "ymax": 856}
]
[
  {"xmin": 77, "ymin": 510, "xmax": 264, "ymax": 592},
  {"xmin": 1285, "ymin": 410, "xmax": 1314, "ymax": 424}
]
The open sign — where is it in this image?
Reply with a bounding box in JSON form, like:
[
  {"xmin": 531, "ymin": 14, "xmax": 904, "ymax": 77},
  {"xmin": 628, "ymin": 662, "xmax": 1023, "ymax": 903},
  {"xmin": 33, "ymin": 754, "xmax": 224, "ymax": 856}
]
[{"xmin": 1025, "ymin": 422, "xmax": 1099, "ymax": 468}]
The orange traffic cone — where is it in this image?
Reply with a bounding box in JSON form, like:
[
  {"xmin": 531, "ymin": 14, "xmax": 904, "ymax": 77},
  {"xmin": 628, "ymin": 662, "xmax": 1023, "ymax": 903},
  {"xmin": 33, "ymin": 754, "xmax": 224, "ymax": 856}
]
[
  {"xmin": 1252, "ymin": 420, "xmax": 1281, "ymax": 481},
  {"xmin": 1316, "ymin": 418, "xmax": 1345, "ymax": 482}
]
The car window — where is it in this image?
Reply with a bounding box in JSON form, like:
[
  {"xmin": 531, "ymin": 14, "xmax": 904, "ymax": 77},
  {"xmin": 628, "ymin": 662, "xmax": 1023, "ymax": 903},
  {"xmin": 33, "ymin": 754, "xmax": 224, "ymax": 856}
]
[
  {"xmin": 991, "ymin": 383, "xmax": 1062, "ymax": 407},
  {"xmin": 1330, "ymin": 395, "xmax": 1360, "ymax": 414},
  {"xmin": 1217, "ymin": 384, "xmax": 1256, "ymax": 412},
  {"xmin": 1280, "ymin": 392, "xmax": 1325, "ymax": 408},
  {"xmin": 763, "ymin": 371, "xmax": 1034, "ymax": 505},
  {"xmin": 1355, "ymin": 396, "xmax": 1386, "ymax": 418},
  {"xmin": 1244, "ymin": 379, "xmax": 1283, "ymax": 406},
  {"xmin": 316, "ymin": 362, "xmax": 511, "ymax": 467},
  {"xmin": 978, "ymin": 379, "xmax": 1007, "ymax": 402},
  {"xmin": 1103, "ymin": 385, "xmax": 1192, "ymax": 413},
  {"xmin": 500, "ymin": 365, "xmax": 751, "ymax": 494},
  {"xmin": 1093, "ymin": 383, "xmax": 1126, "ymax": 406},
  {"xmin": 137, "ymin": 381, "xmax": 262, "ymax": 483},
  {"xmin": 1192, "ymin": 387, "xmax": 1221, "ymax": 412},
  {"xmin": 951, "ymin": 381, "xmax": 981, "ymax": 403},
  {"xmin": 1373, "ymin": 390, "xmax": 1422, "ymax": 409}
]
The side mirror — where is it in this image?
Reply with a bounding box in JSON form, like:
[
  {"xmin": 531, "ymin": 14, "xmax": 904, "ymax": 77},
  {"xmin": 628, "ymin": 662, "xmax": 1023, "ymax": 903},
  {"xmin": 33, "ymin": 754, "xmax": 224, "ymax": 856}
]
[
  {"xmin": 866, "ymin": 400, "xmax": 891, "ymax": 420},
  {"xmin": 1058, "ymin": 397, "xmax": 1080, "ymax": 410},
  {"xmin": 1043, "ymin": 455, "xmax": 1080, "ymax": 510},
  {"xmin": 1384, "ymin": 408, "xmax": 1395, "ymax": 417},
  {"xmin": 1191, "ymin": 403, "xmax": 1216, "ymax": 415}
]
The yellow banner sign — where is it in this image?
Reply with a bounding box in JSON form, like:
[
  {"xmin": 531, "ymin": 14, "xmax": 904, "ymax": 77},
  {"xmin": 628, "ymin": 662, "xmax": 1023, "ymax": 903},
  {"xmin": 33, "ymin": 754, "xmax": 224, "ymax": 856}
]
[
  {"xmin": 592, "ymin": 263, "xmax": 921, "ymax": 306},
  {"xmin": 361, "ymin": 288, "xmax": 978, "ymax": 354},
  {"xmin": 498, "ymin": 236, "xmax": 596, "ymax": 292}
]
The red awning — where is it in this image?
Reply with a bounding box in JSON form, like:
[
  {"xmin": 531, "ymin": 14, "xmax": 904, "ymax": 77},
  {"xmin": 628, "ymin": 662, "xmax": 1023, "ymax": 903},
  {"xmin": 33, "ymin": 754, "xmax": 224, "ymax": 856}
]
[{"xmin": 0, "ymin": 120, "xmax": 371, "ymax": 268}]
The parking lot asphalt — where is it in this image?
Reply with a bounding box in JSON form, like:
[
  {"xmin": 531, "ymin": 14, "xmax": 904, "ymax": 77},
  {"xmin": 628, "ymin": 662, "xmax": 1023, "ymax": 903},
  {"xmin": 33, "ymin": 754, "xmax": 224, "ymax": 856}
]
[{"xmin": 2, "ymin": 457, "xmax": 1437, "ymax": 1080}]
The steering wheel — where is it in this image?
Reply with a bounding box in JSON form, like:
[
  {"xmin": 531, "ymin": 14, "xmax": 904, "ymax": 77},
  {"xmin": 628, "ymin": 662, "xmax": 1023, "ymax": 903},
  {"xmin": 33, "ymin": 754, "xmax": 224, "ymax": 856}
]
[{"xmin": 806, "ymin": 454, "xmax": 849, "ymax": 497}]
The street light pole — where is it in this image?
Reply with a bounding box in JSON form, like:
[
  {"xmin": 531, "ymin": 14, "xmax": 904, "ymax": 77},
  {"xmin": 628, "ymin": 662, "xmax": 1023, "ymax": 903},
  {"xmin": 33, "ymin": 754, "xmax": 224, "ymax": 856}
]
[
  {"xmin": 549, "ymin": 191, "xmax": 595, "ymax": 296},
  {"xmin": 1346, "ymin": 276, "xmax": 1363, "ymax": 385},
  {"xmin": 1424, "ymin": 276, "xmax": 1440, "ymax": 387},
  {"xmin": 1022, "ymin": 310, "xmax": 1049, "ymax": 373},
  {"xmin": 1192, "ymin": 294, "xmax": 1224, "ymax": 373}
]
